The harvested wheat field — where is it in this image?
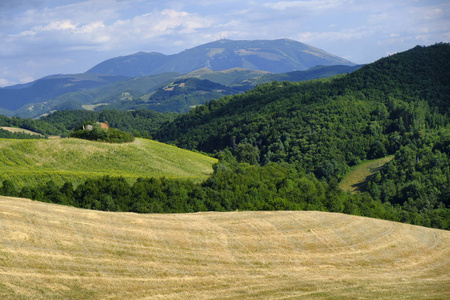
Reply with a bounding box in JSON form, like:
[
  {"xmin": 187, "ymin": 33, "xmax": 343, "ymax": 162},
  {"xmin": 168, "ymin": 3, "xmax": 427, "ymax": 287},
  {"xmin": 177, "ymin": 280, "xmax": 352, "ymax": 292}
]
[{"xmin": 0, "ymin": 196, "xmax": 449, "ymax": 299}]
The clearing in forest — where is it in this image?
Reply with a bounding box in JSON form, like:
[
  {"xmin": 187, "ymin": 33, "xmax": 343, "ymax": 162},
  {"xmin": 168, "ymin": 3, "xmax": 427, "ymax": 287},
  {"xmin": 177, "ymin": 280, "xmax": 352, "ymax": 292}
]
[{"xmin": 339, "ymin": 155, "xmax": 394, "ymax": 193}]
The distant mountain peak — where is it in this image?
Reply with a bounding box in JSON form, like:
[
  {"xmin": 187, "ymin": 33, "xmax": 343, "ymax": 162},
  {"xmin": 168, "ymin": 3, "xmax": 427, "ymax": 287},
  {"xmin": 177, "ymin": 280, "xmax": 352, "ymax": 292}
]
[{"xmin": 86, "ymin": 39, "xmax": 355, "ymax": 77}]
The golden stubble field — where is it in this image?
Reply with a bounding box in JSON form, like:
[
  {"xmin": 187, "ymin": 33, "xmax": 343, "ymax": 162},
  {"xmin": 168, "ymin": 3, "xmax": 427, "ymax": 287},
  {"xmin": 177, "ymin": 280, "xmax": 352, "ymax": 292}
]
[{"xmin": 1, "ymin": 196, "xmax": 449, "ymax": 299}]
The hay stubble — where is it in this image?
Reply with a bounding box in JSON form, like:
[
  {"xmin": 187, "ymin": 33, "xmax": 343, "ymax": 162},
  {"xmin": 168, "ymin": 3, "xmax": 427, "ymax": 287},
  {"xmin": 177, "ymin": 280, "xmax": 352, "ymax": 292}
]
[{"xmin": 0, "ymin": 196, "xmax": 449, "ymax": 299}]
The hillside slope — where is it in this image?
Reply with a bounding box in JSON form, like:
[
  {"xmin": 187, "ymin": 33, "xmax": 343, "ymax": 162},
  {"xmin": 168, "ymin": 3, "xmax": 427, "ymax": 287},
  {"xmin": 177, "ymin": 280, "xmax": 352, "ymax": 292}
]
[
  {"xmin": 108, "ymin": 78, "xmax": 241, "ymax": 113},
  {"xmin": 0, "ymin": 196, "xmax": 448, "ymax": 299},
  {"xmin": 0, "ymin": 138, "xmax": 216, "ymax": 186},
  {"xmin": 0, "ymin": 74, "xmax": 127, "ymax": 112},
  {"xmin": 87, "ymin": 39, "xmax": 355, "ymax": 76},
  {"xmin": 155, "ymin": 43, "xmax": 449, "ymax": 180},
  {"xmin": 12, "ymin": 73, "xmax": 180, "ymax": 119}
]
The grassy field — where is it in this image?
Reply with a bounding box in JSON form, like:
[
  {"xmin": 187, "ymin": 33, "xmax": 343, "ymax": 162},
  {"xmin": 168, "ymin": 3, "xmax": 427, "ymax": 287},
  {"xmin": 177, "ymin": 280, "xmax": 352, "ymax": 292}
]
[
  {"xmin": 0, "ymin": 138, "xmax": 217, "ymax": 187},
  {"xmin": 339, "ymin": 155, "xmax": 394, "ymax": 193},
  {"xmin": 0, "ymin": 196, "xmax": 448, "ymax": 299},
  {"xmin": 0, "ymin": 126, "xmax": 44, "ymax": 136}
]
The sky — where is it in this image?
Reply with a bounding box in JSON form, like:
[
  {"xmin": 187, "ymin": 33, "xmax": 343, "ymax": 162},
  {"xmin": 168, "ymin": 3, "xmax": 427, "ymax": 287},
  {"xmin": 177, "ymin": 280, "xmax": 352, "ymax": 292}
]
[{"xmin": 0, "ymin": 0, "xmax": 449, "ymax": 87}]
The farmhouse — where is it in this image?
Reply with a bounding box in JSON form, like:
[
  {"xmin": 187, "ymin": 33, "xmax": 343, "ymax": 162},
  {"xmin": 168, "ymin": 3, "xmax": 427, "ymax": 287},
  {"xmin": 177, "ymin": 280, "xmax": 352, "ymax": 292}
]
[
  {"xmin": 83, "ymin": 122, "xmax": 109, "ymax": 131},
  {"xmin": 98, "ymin": 122, "xmax": 109, "ymax": 130}
]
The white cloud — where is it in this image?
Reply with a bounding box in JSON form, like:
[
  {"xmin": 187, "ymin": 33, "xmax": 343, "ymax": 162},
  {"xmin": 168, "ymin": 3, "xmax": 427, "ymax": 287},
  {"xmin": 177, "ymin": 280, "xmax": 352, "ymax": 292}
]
[
  {"xmin": 4, "ymin": 5, "xmax": 213, "ymax": 55},
  {"xmin": 41, "ymin": 20, "xmax": 78, "ymax": 31},
  {"xmin": 296, "ymin": 27, "xmax": 370, "ymax": 43},
  {"xmin": 263, "ymin": 0, "xmax": 352, "ymax": 12}
]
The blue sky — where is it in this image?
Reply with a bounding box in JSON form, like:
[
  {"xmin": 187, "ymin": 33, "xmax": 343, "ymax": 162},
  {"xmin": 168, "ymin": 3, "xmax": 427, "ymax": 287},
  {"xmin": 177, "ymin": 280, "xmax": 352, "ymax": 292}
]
[{"xmin": 0, "ymin": 0, "xmax": 449, "ymax": 87}]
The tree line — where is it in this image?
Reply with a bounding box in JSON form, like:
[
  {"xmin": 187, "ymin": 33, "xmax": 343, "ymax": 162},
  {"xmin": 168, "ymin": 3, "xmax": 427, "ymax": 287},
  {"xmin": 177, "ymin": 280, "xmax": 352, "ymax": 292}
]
[{"xmin": 1, "ymin": 156, "xmax": 448, "ymax": 229}]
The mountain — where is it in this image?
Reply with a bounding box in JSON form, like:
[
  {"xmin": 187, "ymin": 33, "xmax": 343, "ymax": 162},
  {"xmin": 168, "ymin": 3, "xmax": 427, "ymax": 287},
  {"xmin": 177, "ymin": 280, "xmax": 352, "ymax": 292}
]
[
  {"xmin": 86, "ymin": 51, "xmax": 173, "ymax": 77},
  {"xmin": 0, "ymin": 73, "xmax": 127, "ymax": 112},
  {"xmin": 87, "ymin": 39, "xmax": 355, "ymax": 76},
  {"xmin": 10, "ymin": 64, "xmax": 361, "ymax": 119}
]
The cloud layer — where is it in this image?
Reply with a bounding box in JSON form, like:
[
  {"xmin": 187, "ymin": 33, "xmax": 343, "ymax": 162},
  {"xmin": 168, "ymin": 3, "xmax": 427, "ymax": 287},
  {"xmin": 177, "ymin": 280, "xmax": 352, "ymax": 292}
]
[{"xmin": 0, "ymin": 0, "xmax": 449, "ymax": 86}]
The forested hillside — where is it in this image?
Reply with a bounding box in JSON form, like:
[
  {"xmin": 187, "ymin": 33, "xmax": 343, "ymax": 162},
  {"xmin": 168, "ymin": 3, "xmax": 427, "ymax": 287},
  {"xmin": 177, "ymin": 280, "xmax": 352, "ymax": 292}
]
[
  {"xmin": 156, "ymin": 44, "xmax": 449, "ymax": 175},
  {"xmin": 105, "ymin": 78, "xmax": 241, "ymax": 113}
]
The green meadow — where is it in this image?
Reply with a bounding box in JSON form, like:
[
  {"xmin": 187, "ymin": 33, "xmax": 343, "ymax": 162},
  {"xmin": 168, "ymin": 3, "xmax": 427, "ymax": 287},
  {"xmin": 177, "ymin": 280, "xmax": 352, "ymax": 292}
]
[
  {"xmin": 0, "ymin": 138, "xmax": 217, "ymax": 187},
  {"xmin": 339, "ymin": 156, "xmax": 394, "ymax": 193}
]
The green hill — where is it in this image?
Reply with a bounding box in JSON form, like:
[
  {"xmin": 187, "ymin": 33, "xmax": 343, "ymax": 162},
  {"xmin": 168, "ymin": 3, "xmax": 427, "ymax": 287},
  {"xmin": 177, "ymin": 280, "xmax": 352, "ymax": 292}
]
[
  {"xmin": 0, "ymin": 138, "xmax": 217, "ymax": 187},
  {"xmin": 156, "ymin": 43, "xmax": 449, "ymax": 170},
  {"xmin": 0, "ymin": 73, "xmax": 127, "ymax": 113}
]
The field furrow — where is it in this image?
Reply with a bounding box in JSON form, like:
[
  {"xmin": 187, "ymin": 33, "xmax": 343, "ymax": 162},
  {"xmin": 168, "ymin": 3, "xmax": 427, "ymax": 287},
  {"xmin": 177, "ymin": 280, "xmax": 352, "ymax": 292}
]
[{"xmin": 1, "ymin": 196, "xmax": 449, "ymax": 299}]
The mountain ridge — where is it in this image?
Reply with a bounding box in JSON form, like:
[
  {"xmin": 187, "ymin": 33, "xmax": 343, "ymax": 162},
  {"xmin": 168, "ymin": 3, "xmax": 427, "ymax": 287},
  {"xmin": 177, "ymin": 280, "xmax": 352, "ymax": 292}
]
[{"xmin": 86, "ymin": 38, "xmax": 355, "ymax": 76}]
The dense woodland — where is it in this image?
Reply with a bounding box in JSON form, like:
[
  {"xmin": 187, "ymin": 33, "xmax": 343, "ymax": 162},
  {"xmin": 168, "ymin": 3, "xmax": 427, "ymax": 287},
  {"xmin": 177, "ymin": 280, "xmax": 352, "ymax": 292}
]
[{"xmin": 0, "ymin": 43, "xmax": 449, "ymax": 230}]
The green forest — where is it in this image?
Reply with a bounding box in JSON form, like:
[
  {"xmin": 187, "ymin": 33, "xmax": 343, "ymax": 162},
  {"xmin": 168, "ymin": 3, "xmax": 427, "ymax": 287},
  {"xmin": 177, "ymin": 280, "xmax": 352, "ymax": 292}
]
[
  {"xmin": 0, "ymin": 43, "xmax": 449, "ymax": 230},
  {"xmin": 69, "ymin": 122, "xmax": 135, "ymax": 143}
]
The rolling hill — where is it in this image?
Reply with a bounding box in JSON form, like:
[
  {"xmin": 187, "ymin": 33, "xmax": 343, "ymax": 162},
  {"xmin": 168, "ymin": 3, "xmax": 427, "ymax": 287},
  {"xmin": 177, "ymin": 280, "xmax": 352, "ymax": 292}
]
[
  {"xmin": 0, "ymin": 137, "xmax": 217, "ymax": 187},
  {"xmin": 87, "ymin": 39, "xmax": 355, "ymax": 77},
  {"xmin": 155, "ymin": 44, "xmax": 450, "ymax": 175},
  {"xmin": 257, "ymin": 64, "xmax": 363, "ymax": 83},
  {"xmin": 12, "ymin": 73, "xmax": 180, "ymax": 119},
  {"xmin": 0, "ymin": 73, "xmax": 127, "ymax": 112},
  {"xmin": 1, "ymin": 196, "xmax": 448, "ymax": 299}
]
